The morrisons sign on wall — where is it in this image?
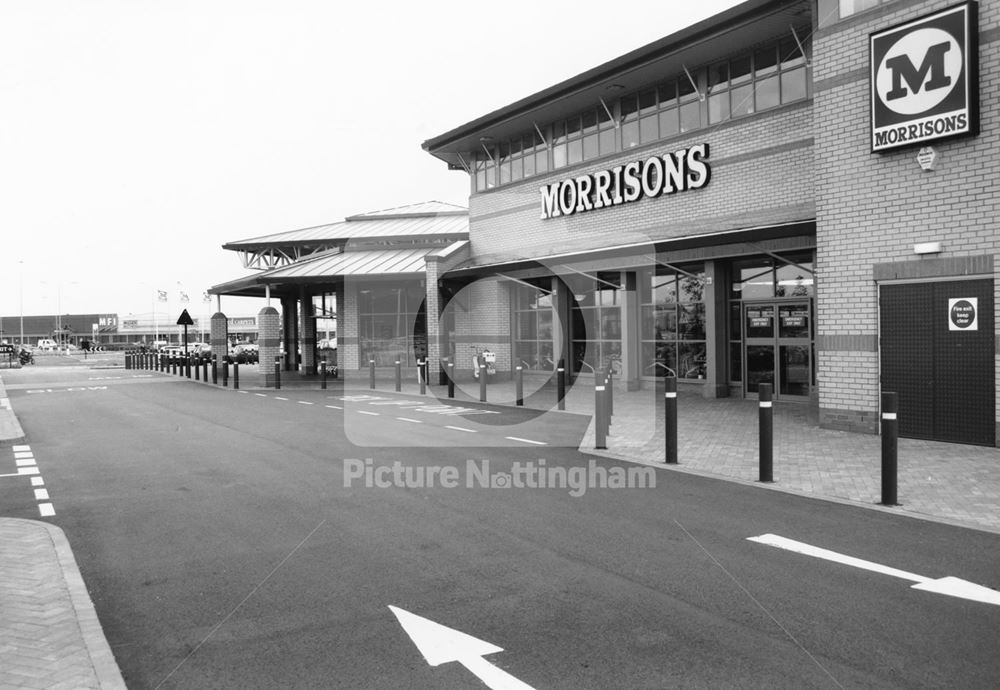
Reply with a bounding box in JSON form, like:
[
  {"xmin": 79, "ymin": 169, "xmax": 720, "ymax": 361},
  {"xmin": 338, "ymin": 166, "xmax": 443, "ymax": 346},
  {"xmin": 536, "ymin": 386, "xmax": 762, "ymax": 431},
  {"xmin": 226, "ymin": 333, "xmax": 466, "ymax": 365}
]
[
  {"xmin": 539, "ymin": 144, "xmax": 710, "ymax": 220},
  {"xmin": 870, "ymin": 2, "xmax": 978, "ymax": 153}
]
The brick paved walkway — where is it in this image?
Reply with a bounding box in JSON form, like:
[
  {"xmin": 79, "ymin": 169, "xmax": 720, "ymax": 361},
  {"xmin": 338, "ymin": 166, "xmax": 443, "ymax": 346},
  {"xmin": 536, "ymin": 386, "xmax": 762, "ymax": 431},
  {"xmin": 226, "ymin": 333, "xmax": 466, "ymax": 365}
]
[{"xmin": 0, "ymin": 519, "xmax": 125, "ymax": 690}]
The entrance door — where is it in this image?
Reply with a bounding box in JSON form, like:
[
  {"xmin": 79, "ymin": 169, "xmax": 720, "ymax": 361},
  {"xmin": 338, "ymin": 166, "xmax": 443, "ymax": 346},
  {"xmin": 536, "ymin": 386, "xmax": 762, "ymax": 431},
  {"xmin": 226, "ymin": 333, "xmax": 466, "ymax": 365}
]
[
  {"xmin": 879, "ymin": 279, "xmax": 995, "ymax": 445},
  {"xmin": 744, "ymin": 301, "xmax": 812, "ymax": 399}
]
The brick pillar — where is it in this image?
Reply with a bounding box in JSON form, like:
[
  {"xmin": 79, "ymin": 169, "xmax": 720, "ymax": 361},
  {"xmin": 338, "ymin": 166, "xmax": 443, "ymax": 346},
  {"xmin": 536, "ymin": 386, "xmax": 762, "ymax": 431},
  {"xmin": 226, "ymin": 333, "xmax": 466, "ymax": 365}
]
[
  {"xmin": 300, "ymin": 288, "xmax": 316, "ymax": 374},
  {"xmin": 341, "ymin": 282, "xmax": 359, "ymax": 372},
  {"xmin": 258, "ymin": 306, "xmax": 280, "ymax": 387},
  {"xmin": 425, "ymin": 258, "xmax": 442, "ymax": 383},
  {"xmin": 210, "ymin": 313, "xmax": 228, "ymax": 362}
]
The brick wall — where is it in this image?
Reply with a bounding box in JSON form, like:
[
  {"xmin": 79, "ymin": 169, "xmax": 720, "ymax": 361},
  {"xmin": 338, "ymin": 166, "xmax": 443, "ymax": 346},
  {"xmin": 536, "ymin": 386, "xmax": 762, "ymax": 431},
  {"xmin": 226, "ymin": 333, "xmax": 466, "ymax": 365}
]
[
  {"xmin": 813, "ymin": 0, "xmax": 1000, "ymax": 434},
  {"xmin": 452, "ymin": 278, "xmax": 512, "ymax": 378}
]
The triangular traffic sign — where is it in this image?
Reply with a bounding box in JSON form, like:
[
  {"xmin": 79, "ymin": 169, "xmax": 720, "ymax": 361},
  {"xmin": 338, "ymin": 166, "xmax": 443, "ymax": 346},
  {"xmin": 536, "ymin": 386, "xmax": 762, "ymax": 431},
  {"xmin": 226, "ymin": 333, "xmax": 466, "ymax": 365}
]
[{"xmin": 176, "ymin": 309, "xmax": 195, "ymax": 326}]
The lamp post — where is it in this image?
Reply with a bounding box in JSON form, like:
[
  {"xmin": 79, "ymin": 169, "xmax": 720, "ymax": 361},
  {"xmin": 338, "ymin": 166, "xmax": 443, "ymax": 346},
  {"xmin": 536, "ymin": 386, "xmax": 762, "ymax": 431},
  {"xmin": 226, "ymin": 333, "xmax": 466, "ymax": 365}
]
[{"xmin": 18, "ymin": 260, "xmax": 24, "ymax": 346}]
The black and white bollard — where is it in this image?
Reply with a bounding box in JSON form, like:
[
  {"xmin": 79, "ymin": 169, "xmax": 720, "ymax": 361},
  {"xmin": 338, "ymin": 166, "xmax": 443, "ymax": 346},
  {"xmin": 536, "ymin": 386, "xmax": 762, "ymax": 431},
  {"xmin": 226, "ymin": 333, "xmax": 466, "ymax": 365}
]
[
  {"xmin": 369, "ymin": 359, "xmax": 376, "ymax": 390},
  {"xmin": 395, "ymin": 359, "xmax": 401, "ymax": 392},
  {"xmin": 479, "ymin": 364, "xmax": 487, "ymax": 403},
  {"xmin": 881, "ymin": 392, "xmax": 898, "ymax": 506},
  {"xmin": 665, "ymin": 376, "xmax": 678, "ymax": 464},
  {"xmin": 758, "ymin": 383, "xmax": 773, "ymax": 483},
  {"xmin": 515, "ymin": 365, "xmax": 523, "ymax": 406},
  {"xmin": 557, "ymin": 359, "xmax": 566, "ymax": 411},
  {"xmin": 594, "ymin": 368, "xmax": 607, "ymax": 450}
]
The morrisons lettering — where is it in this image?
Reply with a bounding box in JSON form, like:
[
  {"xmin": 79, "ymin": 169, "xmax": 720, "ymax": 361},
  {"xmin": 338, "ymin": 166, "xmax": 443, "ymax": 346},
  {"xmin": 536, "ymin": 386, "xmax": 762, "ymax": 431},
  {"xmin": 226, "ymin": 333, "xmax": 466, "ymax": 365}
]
[{"xmin": 539, "ymin": 144, "xmax": 710, "ymax": 220}]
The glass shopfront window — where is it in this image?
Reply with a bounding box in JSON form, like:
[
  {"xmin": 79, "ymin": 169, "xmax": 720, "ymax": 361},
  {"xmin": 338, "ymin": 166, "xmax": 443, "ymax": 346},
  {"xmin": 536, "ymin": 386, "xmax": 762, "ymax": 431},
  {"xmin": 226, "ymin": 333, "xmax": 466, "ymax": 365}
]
[
  {"xmin": 513, "ymin": 280, "xmax": 555, "ymax": 371},
  {"xmin": 640, "ymin": 264, "xmax": 706, "ymax": 379},
  {"xmin": 358, "ymin": 283, "xmax": 426, "ymax": 366},
  {"xmin": 565, "ymin": 271, "xmax": 622, "ymax": 375}
]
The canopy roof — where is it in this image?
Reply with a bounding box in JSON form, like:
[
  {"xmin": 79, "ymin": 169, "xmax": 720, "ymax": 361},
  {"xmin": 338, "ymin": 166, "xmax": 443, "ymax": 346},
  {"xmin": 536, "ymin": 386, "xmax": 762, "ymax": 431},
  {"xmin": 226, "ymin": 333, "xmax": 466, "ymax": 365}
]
[
  {"xmin": 211, "ymin": 201, "xmax": 470, "ymax": 298},
  {"xmin": 223, "ymin": 201, "xmax": 468, "ymax": 252}
]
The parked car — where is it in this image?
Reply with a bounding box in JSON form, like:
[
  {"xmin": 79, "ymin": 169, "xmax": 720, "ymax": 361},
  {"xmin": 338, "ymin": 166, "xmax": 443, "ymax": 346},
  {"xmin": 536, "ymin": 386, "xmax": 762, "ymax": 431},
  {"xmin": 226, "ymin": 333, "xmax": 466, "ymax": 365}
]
[
  {"xmin": 228, "ymin": 343, "xmax": 258, "ymax": 364},
  {"xmin": 36, "ymin": 338, "xmax": 58, "ymax": 351}
]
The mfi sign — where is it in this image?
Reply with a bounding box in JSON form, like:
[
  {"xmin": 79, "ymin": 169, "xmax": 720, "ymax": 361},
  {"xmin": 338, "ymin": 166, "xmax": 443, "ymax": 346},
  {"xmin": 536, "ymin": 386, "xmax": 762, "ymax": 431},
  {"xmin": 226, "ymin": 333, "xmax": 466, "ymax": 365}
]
[{"xmin": 870, "ymin": 2, "xmax": 978, "ymax": 152}]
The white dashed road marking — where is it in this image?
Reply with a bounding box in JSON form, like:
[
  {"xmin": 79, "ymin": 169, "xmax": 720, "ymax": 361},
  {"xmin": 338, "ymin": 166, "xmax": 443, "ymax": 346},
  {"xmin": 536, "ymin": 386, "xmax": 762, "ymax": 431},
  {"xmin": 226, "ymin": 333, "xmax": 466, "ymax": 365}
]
[
  {"xmin": 445, "ymin": 425, "xmax": 477, "ymax": 433},
  {"xmin": 5, "ymin": 445, "xmax": 56, "ymax": 516},
  {"xmin": 298, "ymin": 401, "xmax": 314, "ymax": 405},
  {"xmin": 505, "ymin": 436, "xmax": 547, "ymax": 446},
  {"xmin": 325, "ymin": 405, "xmax": 343, "ymax": 410},
  {"xmin": 275, "ymin": 396, "xmax": 288, "ymax": 401},
  {"xmin": 396, "ymin": 417, "xmax": 422, "ymax": 423},
  {"xmin": 358, "ymin": 410, "xmax": 379, "ymax": 416}
]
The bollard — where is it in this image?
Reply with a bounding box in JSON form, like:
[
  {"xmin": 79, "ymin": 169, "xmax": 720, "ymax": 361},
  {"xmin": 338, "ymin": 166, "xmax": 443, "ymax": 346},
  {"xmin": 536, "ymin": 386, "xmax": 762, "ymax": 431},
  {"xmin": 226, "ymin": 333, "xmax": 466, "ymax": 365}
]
[
  {"xmin": 419, "ymin": 359, "xmax": 426, "ymax": 395},
  {"xmin": 222, "ymin": 360, "xmax": 229, "ymax": 387},
  {"xmin": 369, "ymin": 359, "xmax": 376, "ymax": 390},
  {"xmin": 557, "ymin": 359, "xmax": 566, "ymax": 411},
  {"xmin": 606, "ymin": 368, "xmax": 614, "ymax": 420},
  {"xmin": 185, "ymin": 355, "xmax": 191, "ymax": 379},
  {"xmin": 479, "ymin": 364, "xmax": 487, "ymax": 402},
  {"xmin": 664, "ymin": 376, "xmax": 678, "ymax": 464},
  {"xmin": 758, "ymin": 383, "xmax": 773, "ymax": 483},
  {"xmin": 203, "ymin": 359, "xmax": 209, "ymax": 383},
  {"xmin": 395, "ymin": 360, "xmax": 401, "ymax": 392},
  {"xmin": 274, "ymin": 356, "xmax": 281, "ymax": 390},
  {"xmin": 321, "ymin": 359, "xmax": 327, "ymax": 390},
  {"xmin": 171, "ymin": 356, "xmax": 177, "ymax": 376},
  {"xmin": 195, "ymin": 357, "xmax": 201, "ymax": 381},
  {"xmin": 211, "ymin": 356, "xmax": 218, "ymax": 384},
  {"xmin": 125, "ymin": 352, "xmax": 130, "ymax": 370},
  {"xmin": 515, "ymin": 365, "xmax": 523, "ymax": 406},
  {"xmin": 596, "ymin": 367, "xmax": 609, "ymax": 439},
  {"xmin": 446, "ymin": 361, "xmax": 455, "ymax": 399},
  {"xmin": 233, "ymin": 361, "xmax": 239, "ymax": 389},
  {"xmin": 595, "ymin": 368, "xmax": 607, "ymax": 449},
  {"xmin": 881, "ymin": 392, "xmax": 898, "ymax": 505}
]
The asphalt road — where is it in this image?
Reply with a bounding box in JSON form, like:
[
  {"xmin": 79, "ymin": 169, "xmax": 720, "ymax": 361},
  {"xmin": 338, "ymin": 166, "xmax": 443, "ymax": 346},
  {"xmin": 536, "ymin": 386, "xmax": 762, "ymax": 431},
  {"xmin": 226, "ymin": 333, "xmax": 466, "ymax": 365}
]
[{"xmin": 2, "ymin": 365, "xmax": 999, "ymax": 689}]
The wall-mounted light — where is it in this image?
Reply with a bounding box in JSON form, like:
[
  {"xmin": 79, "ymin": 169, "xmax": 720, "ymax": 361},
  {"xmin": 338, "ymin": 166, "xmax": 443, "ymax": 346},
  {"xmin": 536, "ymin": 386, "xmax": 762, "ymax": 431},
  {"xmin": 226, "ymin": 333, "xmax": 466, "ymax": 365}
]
[{"xmin": 914, "ymin": 242, "xmax": 943, "ymax": 255}]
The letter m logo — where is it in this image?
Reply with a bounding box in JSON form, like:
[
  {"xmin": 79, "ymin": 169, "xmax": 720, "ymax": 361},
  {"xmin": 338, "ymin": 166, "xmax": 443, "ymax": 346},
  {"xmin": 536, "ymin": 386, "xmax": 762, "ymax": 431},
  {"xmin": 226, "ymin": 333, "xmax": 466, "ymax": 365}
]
[{"xmin": 885, "ymin": 42, "xmax": 951, "ymax": 101}]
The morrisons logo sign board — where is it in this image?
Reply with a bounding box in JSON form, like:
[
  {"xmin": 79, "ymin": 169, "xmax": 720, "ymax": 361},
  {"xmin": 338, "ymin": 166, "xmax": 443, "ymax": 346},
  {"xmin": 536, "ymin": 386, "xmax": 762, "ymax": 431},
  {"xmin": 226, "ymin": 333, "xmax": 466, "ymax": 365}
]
[{"xmin": 870, "ymin": 2, "xmax": 978, "ymax": 152}]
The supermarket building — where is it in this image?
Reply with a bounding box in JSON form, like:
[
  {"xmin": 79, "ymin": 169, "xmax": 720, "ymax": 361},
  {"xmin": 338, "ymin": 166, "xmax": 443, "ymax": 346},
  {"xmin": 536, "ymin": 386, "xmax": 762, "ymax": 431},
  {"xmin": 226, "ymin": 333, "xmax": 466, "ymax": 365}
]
[{"xmin": 214, "ymin": 0, "xmax": 998, "ymax": 447}]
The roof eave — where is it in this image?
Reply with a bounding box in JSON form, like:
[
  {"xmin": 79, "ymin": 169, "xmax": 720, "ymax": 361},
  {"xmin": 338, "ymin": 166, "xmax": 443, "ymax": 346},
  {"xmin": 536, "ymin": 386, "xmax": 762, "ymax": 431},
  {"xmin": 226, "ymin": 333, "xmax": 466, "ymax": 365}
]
[{"xmin": 423, "ymin": 0, "xmax": 803, "ymax": 160}]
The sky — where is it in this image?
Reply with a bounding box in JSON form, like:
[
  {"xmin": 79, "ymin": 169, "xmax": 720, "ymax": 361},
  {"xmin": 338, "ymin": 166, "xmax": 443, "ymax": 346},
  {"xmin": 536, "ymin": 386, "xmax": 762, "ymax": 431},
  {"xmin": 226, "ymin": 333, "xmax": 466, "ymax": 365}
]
[{"xmin": 0, "ymin": 0, "xmax": 744, "ymax": 320}]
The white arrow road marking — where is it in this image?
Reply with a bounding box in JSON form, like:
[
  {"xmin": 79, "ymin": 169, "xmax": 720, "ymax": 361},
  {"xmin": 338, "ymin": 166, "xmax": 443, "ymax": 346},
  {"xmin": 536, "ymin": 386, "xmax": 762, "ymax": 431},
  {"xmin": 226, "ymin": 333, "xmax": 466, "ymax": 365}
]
[
  {"xmin": 749, "ymin": 534, "xmax": 1000, "ymax": 606},
  {"xmin": 388, "ymin": 606, "xmax": 536, "ymax": 690}
]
